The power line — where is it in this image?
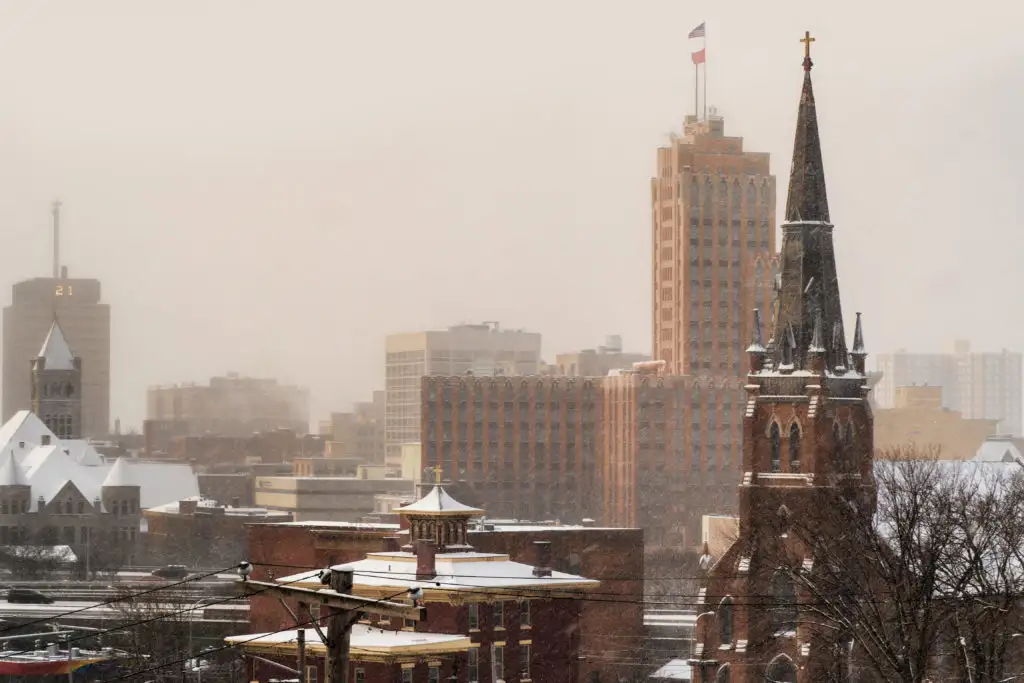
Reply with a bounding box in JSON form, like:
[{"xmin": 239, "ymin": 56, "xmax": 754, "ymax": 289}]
[{"xmin": 0, "ymin": 566, "xmax": 235, "ymax": 636}]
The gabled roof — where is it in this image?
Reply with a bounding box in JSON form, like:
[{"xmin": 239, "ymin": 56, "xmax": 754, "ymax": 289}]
[
  {"xmin": 0, "ymin": 451, "xmax": 26, "ymax": 486},
  {"xmin": 973, "ymin": 435, "xmax": 1024, "ymax": 465},
  {"xmin": 395, "ymin": 485, "xmax": 483, "ymax": 516},
  {"xmin": 37, "ymin": 321, "xmax": 76, "ymax": 371},
  {"xmin": 0, "ymin": 412, "xmax": 55, "ymax": 460}
]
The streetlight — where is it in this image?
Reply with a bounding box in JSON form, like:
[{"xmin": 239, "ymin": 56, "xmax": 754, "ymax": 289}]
[{"xmin": 187, "ymin": 597, "xmax": 218, "ymax": 683}]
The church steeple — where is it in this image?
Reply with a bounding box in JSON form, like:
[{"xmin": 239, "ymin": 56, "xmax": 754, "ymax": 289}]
[{"xmin": 770, "ymin": 33, "xmax": 847, "ymax": 372}]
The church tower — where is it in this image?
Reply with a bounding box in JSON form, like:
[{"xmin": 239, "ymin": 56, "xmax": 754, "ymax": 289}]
[
  {"xmin": 31, "ymin": 319, "xmax": 82, "ymax": 440},
  {"xmin": 691, "ymin": 34, "xmax": 875, "ymax": 683}
]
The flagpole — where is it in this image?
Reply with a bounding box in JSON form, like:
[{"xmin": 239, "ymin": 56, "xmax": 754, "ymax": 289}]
[
  {"xmin": 702, "ymin": 29, "xmax": 707, "ymax": 120},
  {"xmin": 694, "ymin": 60, "xmax": 699, "ymax": 119}
]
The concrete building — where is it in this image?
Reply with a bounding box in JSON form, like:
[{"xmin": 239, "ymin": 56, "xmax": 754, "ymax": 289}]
[
  {"xmin": 874, "ymin": 385, "xmax": 998, "ymax": 458},
  {"xmin": 147, "ymin": 373, "xmax": 310, "ymax": 438},
  {"xmin": 553, "ymin": 335, "xmax": 650, "ymax": 377},
  {"xmin": 322, "ymin": 391, "xmax": 385, "ymax": 462},
  {"xmin": 385, "ymin": 322, "xmax": 542, "ymax": 464},
  {"xmin": 651, "ymin": 113, "xmax": 776, "ymax": 376},
  {"xmin": 3, "ymin": 275, "xmax": 110, "ymax": 438},
  {"xmin": 874, "ymin": 340, "xmax": 1023, "ymax": 435},
  {"xmin": 421, "ymin": 375, "xmax": 602, "ymax": 523},
  {"xmin": 252, "ymin": 470, "xmax": 413, "ymax": 522}
]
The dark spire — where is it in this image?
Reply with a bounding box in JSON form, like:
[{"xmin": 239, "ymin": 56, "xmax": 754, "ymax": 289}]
[
  {"xmin": 780, "ymin": 323, "xmax": 796, "ymax": 367},
  {"xmin": 831, "ymin": 320, "xmax": 847, "ymax": 369},
  {"xmin": 785, "ymin": 31, "xmax": 830, "ymax": 224},
  {"xmin": 851, "ymin": 312, "xmax": 865, "ymax": 354},
  {"xmin": 770, "ymin": 34, "xmax": 845, "ymax": 374}
]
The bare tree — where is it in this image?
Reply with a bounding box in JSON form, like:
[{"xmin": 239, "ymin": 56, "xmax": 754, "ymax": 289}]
[
  {"xmin": 774, "ymin": 447, "xmax": 1024, "ymax": 683},
  {"xmin": 110, "ymin": 585, "xmax": 191, "ymax": 683}
]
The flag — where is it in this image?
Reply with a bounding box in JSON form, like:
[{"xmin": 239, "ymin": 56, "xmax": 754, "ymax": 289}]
[
  {"xmin": 688, "ymin": 22, "xmax": 705, "ymax": 39},
  {"xmin": 691, "ymin": 48, "xmax": 706, "ymax": 65}
]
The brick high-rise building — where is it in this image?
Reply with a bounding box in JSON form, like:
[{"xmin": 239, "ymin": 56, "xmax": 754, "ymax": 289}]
[
  {"xmin": 692, "ymin": 39, "xmax": 876, "ymax": 682},
  {"xmin": 421, "ymin": 375, "xmax": 600, "ymax": 523},
  {"xmin": 651, "ymin": 113, "xmax": 776, "ymax": 376}
]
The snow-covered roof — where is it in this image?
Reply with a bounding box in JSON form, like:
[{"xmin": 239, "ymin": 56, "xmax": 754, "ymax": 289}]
[
  {"xmin": 278, "ymin": 550, "xmax": 598, "ymax": 594},
  {"xmin": 145, "ymin": 496, "xmax": 290, "ymax": 517},
  {"xmin": 0, "ymin": 412, "xmax": 55, "ymax": 457},
  {"xmin": 225, "ymin": 626, "xmax": 470, "ymax": 657},
  {"xmin": 973, "ymin": 435, "xmax": 1024, "ymax": 465},
  {"xmin": 0, "ymin": 452, "xmax": 26, "ymax": 486},
  {"xmin": 37, "ymin": 321, "xmax": 76, "ymax": 370},
  {"xmin": 650, "ymin": 658, "xmax": 692, "ymax": 681},
  {"xmin": 395, "ymin": 485, "xmax": 483, "ymax": 516},
  {"xmin": 0, "ymin": 412, "xmax": 199, "ymax": 513}
]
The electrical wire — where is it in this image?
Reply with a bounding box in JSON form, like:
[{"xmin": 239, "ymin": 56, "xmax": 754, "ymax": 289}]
[
  {"xmin": 0, "ymin": 566, "xmax": 236, "ymax": 636},
  {"xmin": 98, "ymin": 588, "xmax": 415, "ymax": 683}
]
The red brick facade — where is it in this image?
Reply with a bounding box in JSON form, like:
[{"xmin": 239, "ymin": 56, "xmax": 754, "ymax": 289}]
[{"xmin": 246, "ymin": 522, "xmax": 643, "ymax": 683}]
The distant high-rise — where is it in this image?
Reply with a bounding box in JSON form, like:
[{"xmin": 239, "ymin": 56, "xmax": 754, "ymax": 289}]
[
  {"xmin": 3, "ymin": 275, "xmax": 110, "ymax": 438},
  {"xmin": 651, "ymin": 113, "xmax": 776, "ymax": 375},
  {"xmin": 874, "ymin": 340, "xmax": 1023, "ymax": 435},
  {"xmin": 3, "ymin": 203, "xmax": 111, "ymax": 438},
  {"xmin": 385, "ymin": 323, "xmax": 541, "ymax": 465}
]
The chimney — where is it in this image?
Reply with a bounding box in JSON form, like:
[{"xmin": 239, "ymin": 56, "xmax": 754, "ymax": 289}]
[
  {"xmin": 41, "ymin": 435, "xmax": 51, "ymax": 446},
  {"xmin": 382, "ymin": 536, "xmax": 401, "ymax": 552},
  {"xmin": 178, "ymin": 499, "xmax": 199, "ymax": 515},
  {"xmin": 415, "ymin": 539, "xmax": 436, "ymax": 581},
  {"xmin": 399, "ymin": 510, "xmax": 412, "ymax": 533},
  {"xmin": 531, "ymin": 540, "xmax": 552, "ymax": 578},
  {"xmin": 231, "ymin": 497, "xmax": 241, "ymax": 508}
]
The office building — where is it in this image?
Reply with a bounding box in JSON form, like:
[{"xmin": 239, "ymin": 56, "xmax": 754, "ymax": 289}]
[
  {"xmin": 651, "ymin": 112, "xmax": 776, "ymax": 376},
  {"xmin": 147, "ymin": 372, "xmax": 310, "ymax": 438},
  {"xmin": 385, "ymin": 322, "xmax": 541, "ymax": 464},
  {"xmin": 3, "ymin": 275, "xmax": 110, "ymax": 438},
  {"xmin": 321, "ymin": 391, "xmax": 385, "ymax": 462},
  {"xmin": 553, "ymin": 334, "xmax": 650, "ymax": 377},
  {"xmin": 874, "ymin": 340, "xmax": 1023, "ymax": 435}
]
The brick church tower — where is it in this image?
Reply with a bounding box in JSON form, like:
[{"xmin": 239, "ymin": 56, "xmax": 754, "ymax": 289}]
[{"xmin": 690, "ymin": 35, "xmax": 875, "ymax": 683}]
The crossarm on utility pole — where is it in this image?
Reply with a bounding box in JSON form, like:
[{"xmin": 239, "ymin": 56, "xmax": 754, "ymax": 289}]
[{"xmin": 236, "ymin": 579, "xmax": 424, "ymax": 621}]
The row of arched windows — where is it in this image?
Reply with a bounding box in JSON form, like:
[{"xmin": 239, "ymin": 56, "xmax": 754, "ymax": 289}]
[
  {"xmin": 715, "ymin": 572, "xmax": 797, "ymax": 645},
  {"xmin": 41, "ymin": 382, "xmax": 75, "ymax": 399}
]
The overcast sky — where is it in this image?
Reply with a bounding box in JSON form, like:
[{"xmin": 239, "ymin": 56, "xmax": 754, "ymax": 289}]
[{"xmin": 0, "ymin": 0, "xmax": 1020, "ymax": 429}]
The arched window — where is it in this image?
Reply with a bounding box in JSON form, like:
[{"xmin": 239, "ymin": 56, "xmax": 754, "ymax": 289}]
[
  {"xmin": 770, "ymin": 423, "xmax": 781, "ymax": 472},
  {"xmin": 772, "ymin": 571, "xmax": 797, "ymax": 631},
  {"xmin": 718, "ymin": 178, "xmax": 728, "ymax": 203},
  {"xmin": 703, "ymin": 177, "xmax": 713, "ymax": 211},
  {"xmin": 64, "ymin": 383, "xmax": 74, "ymax": 398},
  {"xmin": 42, "ymin": 384, "xmax": 49, "ymax": 398},
  {"xmin": 766, "ymin": 655, "xmax": 797, "ymax": 683},
  {"xmin": 789, "ymin": 423, "xmax": 801, "ymax": 471},
  {"xmin": 718, "ymin": 597, "xmax": 734, "ymax": 644},
  {"xmin": 845, "ymin": 421, "xmax": 855, "ymax": 447},
  {"xmin": 833, "ymin": 421, "xmax": 843, "ymax": 459},
  {"xmin": 716, "ymin": 664, "xmax": 731, "ymax": 683},
  {"xmin": 747, "ymin": 180, "xmax": 756, "ymax": 206},
  {"xmin": 731, "ymin": 179, "xmax": 741, "ymax": 211}
]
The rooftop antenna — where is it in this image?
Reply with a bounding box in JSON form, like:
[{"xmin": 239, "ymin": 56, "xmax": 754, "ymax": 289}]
[{"xmin": 51, "ymin": 200, "xmax": 61, "ymax": 279}]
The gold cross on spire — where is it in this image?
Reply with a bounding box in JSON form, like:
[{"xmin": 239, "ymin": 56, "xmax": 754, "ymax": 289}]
[
  {"xmin": 800, "ymin": 30, "xmax": 816, "ymax": 71},
  {"xmin": 800, "ymin": 30, "xmax": 815, "ymax": 59}
]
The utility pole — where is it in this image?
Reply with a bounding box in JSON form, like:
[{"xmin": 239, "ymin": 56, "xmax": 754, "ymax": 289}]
[
  {"xmin": 326, "ymin": 570, "xmax": 355, "ymax": 683},
  {"xmin": 237, "ymin": 565, "xmax": 425, "ymax": 683},
  {"xmin": 296, "ymin": 626, "xmax": 306, "ymax": 683}
]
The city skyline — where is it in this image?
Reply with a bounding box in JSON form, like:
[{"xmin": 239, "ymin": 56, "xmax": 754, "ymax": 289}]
[{"xmin": 0, "ymin": 2, "xmax": 1020, "ymax": 429}]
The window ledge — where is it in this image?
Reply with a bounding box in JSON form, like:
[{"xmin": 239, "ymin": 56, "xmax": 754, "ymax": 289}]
[{"xmin": 718, "ymin": 644, "xmax": 733, "ymax": 651}]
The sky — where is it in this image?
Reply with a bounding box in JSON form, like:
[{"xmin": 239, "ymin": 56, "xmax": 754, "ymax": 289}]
[{"xmin": 0, "ymin": 0, "xmax": 1020, "ymax": 430}]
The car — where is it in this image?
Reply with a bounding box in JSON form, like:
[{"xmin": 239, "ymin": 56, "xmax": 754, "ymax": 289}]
[
  {"xmin": 8, "ymin": 588, "xmax": 54, "ymax": 604},
  {"xmin": 151, "ymin": 565, "xmax": 190, "ymax": 580}
]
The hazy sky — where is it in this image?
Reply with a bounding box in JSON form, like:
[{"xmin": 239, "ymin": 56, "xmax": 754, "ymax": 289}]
[{"xmin": 0, "ymin": 1, "xmax": 1021, "ymax": 429}]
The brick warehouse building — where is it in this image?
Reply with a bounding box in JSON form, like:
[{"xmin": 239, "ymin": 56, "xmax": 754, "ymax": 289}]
[
  {"xmin": 421, "ymin": 375, "xmax": 601, "ymax": 523},
  {"xmin": 240, "ymin": 486, "xmax": 600, "ymax": 683},
  {"xmin": 691, "ymin": 41, "xmax": 877, "ymax": 681},
  {"xmin": 422, "ymin": 369, "xmax": 745, "ymax": 547},
  {"xmin": 246, "ymin": 516, "xmax": 643, "ymax": 682}
]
